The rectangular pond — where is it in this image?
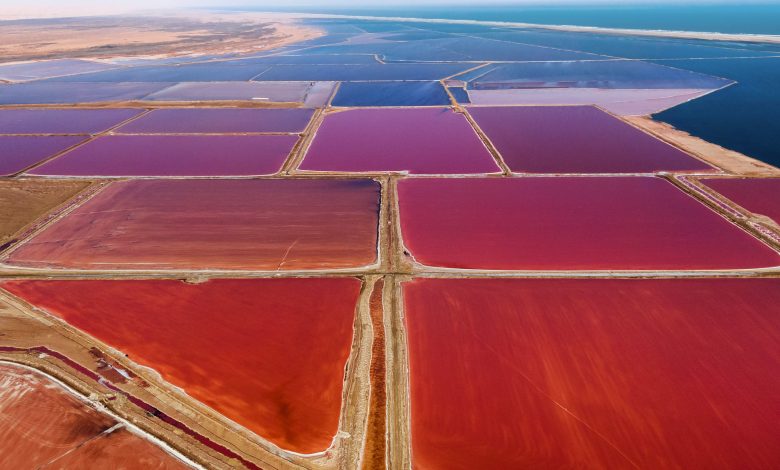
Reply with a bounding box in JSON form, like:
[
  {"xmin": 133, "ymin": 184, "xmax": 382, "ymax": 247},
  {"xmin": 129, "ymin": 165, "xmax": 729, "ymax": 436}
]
[
  {"xmin": 0, "ymin": 108, "xmax": 142, "ymax": 135},
  {"xmin": 301, "ymin": 108, "xmax": 499, "ymax": 174},
  {"xmin": 6, "ymin": 179, "xmax": 380, "ymax": 270},
  {"xmin": 116, "ymin": 108, "xmax": 314, "ymax": 134},
  {"xmin": 403, "ymin": 277, "xmax": 780, "ymax": 469},
  {"xmin": 0, "ymin": 136, "xmax": 86, "ymax": 175},
  {"xmin": 252, "ymin": 63, "xmax": 473, "ymax": 81},
  {"xmin": 29, "ymin": 135, "xmax": 297, "ymax": 177},
  {"xmin": 331, "ymin": 81, "xmax": 450, "ymax": 107},
  {"xmin": 397, "ymin": 177, "xmax": 780, "ymax": 270},
  {"xmin": 468, "ymin": 106, "xmax": 713, "ymax": 173},
  {"xmin": 0, "ymin": 82, "xmax": 169, "ymax": 105}
]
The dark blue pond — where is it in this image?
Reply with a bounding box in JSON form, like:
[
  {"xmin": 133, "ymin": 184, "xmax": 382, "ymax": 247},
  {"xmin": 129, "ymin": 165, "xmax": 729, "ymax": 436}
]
[
  {"xmin": 654, "ymin": 57, "xmax": 780, "ymax": 167},
  {"xmin": 332, "ymin": 81, "xmax": 450, "ymax": 106}
]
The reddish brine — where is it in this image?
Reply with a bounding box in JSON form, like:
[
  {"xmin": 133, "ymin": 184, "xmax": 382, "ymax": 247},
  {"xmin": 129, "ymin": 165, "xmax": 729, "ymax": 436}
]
[
  {"xmin": 403, "ymin": 277, "xmax": 780, "ymax": 469},
  {"xmin": 7, "ymin": 179, "xmax": 380, "ymax": 270},
  {"xmin": 2, "ymin": 277, "xmax": 362, "ymax": 454},
  {"xmin": 702, "ymin": 177, "xmax": 780, "ymax": 224},
  {"xmin": 397, "ymin": 177, "xmax": 780, "ymax": 270}
]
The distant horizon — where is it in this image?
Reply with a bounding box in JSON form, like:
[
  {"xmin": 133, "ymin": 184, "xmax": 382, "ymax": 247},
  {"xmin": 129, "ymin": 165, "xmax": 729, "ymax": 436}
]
[{"xmin": 2, "ymin": 0, "xmax": 779, "ymax": 21}]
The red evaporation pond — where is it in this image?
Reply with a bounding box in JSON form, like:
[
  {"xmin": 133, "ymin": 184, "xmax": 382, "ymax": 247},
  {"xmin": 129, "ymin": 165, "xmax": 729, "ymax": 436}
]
[
  {"xmin": 6, "ymin": 178, "xmax": 379, "ymax": 270},
  {"xmin": 300, "ymin": 108, "xmax": 500, "ymax": 174},
  {"xmin": 116, "ymin": 108, "xmax": 315, "ymax": 134},
  {"xmin": 0, "ymin": 362, "xmax": 116, "ymax": 467},
  {"xmin": 701, "ymin": 177, "xmax": 780, "ymax": 224},
  {"xmin": 2, "ymin": 278, "xmax": 362, "ymax": 454},
  {"xmin": 397, "ymin": 177, "xmax": 780, "ymax": 270},
  {"xmin": 28, "ymin": 135, "xmax": 297, "ymax": 176},
  {"xmin": 0, "ymin": 108, "xmax": 142, "ymax": 134},
  {"xmin": 403, "ymin": 278, "xmax": 780, "ymax": 469},
  {"xmin": 0, "ymin": 136, "xmax": 86, "ymax": 176},
  {"xmin": 468, "ymin": 106, "xmax": 712, "ymax": 173},
  {"xmin": 50, "ymin": 427, "xmax": 189, "ymax": 469}
]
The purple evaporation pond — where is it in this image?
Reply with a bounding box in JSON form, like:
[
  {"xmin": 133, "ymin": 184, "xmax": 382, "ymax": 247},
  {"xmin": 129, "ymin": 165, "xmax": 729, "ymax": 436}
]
[
  {"xmin": 300, "ymin": 108, "xmax": 500, "ymax": 174},
  {"xmin": 29, "ymin": 135, "xmax": 297, "ymax": 177},
  {"xmin": 469, "ymin": 106, "xmax": 713, "ymax": 173},
  {"xmin": 117, "ymin": 108, "xmax": 314, "ymax": 134},
  {"xmin": 0, "ymin": 136, "xmax": 86, "ymax": 175},
  {"xmin": 0, "ymin": 109, "xmax": 143, "ymax": 134},
  {"xmin": 143, "ymin": 82, "xmax": 312, "ymax": 102}
]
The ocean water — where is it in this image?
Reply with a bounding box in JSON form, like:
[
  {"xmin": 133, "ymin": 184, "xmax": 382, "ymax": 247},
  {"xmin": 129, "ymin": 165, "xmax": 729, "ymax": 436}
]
[
  {"xmin": 232, "ymin": 4, "xmax": 780, "ymax": 35},
  {"xmin": 654, "ymin": 57, "xmax": 780, "ymax": 168}
]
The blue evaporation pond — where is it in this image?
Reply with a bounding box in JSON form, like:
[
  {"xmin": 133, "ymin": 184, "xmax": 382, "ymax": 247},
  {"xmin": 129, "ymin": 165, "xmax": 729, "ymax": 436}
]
[
  {"xmin": 462, "ymin": 60, "xmax": 731, "ymax": 89},
  {"xmin": 448, "ymin": 87, "xmax": 471, "ymax": 104},
  {"xmin": 252, "ymin": 63, "xmax": 473, "ymax": 81},
  {"xmin": 384, "ymin": 31, "xmax": 453, "ymax": 41},
  {"xmin": 380, "ymin": 36, "xmax": 603, "ymax": 62},
  {"xmin": 654, "ymin": 57, "xmax": 780, "ymax": 167},
  {"xmin": 0, "ymin": 59, "xmax": 118, "ymax": 82},
  {"xmin": 44, "ymin": 63, "xmax": 271, "ymax": 82},
  {"xmin": 0, "ymin": 82, "xmax": 169, "ymax": 105},
  {"xmin": 332, "ymin": 81, "xmax": 451, "ymax": 106},
  {"xmin": 219, "ymin": 54, "xmax": 381, "ymax": 66},
  {"xmin": 349, "ymin": 21, "xmax": 418, "ymax": 33},
  {"xmin": 303, "ymin": 20, "xmax": 367, "ymax": 34},
  {"xmin": 479, "ymin": 30, "xmax": 780, "ymax": 60},
  {"xmin": 296, "ymin": 43, "xmax": 402, "ymax": 56},
  {"xmin": 401, "ymin": 22, "xmax": 498, "ymax": 34}
]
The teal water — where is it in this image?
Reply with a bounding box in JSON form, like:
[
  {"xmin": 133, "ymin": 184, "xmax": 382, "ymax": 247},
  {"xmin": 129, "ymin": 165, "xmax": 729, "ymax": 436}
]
[{"xmin": 227, "ymin": 4, "xmax": 780, "ymax": 35}]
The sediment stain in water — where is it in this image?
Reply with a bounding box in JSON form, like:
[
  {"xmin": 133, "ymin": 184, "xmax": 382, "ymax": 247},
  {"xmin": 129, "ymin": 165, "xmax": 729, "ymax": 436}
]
[
  {"xmin": 45, "ymin": 426, "xmax": 191, "ymax": 469},
  {"xmin": 7, "ymin": 179, "xmax": 380, "ymax": 270},
  {"xmin": 0, "ymin": 362, "xmax": 116, "ymax": 467},
  {"xmin": 3, "ymin": 277, "xmax": 362, "ymax": 455},
  {"xmin": 403, "ymin": 277, "xmax": 780, "ymax": 469}
]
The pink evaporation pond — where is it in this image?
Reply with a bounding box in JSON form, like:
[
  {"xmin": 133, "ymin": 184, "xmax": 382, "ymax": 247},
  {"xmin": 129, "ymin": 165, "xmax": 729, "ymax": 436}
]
[
  {"xmin": 116, "ymin": 108, "xmax": 314, "ymax": 134},
  {"xmin": 403, "ymin": 278, "xmax": 780, "ymax": 469},
  {"xmin": 300, "ymin": 108, "xmax": 500, "ymax": 174},
  {"xmin": 0, "ymin": 108, "xmax": 142, "ymax": 134},
  {"xmin": 468, "ymin": 106, "xmax": 713, "ymax": 173},
  {"xmin": 0, "ymin": 136, "xmax": 86, "ymax": 176},
  {"xmin": 29, "ymin": 135, "xmax": 297, "ymax": 176},
  {"xmin": 701, "ymin": 177, "xmax": 780, "ymax": 224},
  {"xmin": 397, "ymin": 177, "xmax": 780, "ymax": 270},
  {"xmin": 6, "ymin": 178, "xmax": 379, "ymax": 271}
]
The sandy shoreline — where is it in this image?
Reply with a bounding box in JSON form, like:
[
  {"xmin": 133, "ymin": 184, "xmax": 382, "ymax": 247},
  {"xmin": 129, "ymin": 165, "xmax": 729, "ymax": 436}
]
[
  {"xmin": 258, "ymin": 11, "xmax": 780, "ymax": 45},
  {"xmin": 0, "ymin": 13, "xmax": 322, "ymax": 62}
]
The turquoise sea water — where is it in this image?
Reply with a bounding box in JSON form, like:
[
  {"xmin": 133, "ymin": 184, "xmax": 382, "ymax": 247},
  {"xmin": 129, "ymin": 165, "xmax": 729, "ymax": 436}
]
[{"xmin": 230, "ymin": 4, "xmax": 780, "ymax": 35}]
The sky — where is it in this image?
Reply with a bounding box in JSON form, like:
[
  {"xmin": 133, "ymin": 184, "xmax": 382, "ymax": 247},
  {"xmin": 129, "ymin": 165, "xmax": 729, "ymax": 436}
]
[{"xmin": 0, "ymin": 0, "xmax": 770, "ymax": 20}]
